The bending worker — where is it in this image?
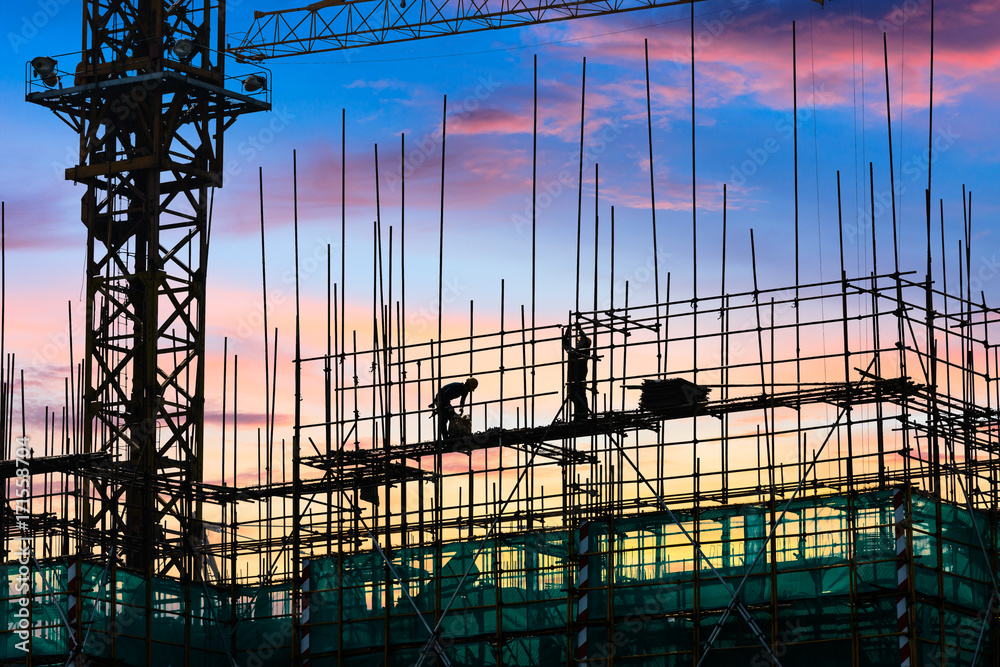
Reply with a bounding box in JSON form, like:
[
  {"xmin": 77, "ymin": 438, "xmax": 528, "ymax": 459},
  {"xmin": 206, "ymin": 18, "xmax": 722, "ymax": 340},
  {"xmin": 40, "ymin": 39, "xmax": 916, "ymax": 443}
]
[
  {"xmin": 563, "ymin": 325, "xmax": 592, "ymax": 422},
  {"xmin": 431, "ymin": 377, "xmax": 478, "ymax": 439}
]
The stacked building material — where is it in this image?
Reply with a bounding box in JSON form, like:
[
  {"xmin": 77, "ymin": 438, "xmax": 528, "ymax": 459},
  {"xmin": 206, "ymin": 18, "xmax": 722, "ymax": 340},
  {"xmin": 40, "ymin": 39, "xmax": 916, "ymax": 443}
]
[{"xmin": 638, "ymin": 378, "xmax": 710, "ymax": 411}]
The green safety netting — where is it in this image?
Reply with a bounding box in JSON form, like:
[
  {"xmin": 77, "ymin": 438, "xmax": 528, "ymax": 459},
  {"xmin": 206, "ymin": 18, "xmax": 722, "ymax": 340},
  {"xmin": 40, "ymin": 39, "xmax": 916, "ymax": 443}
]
[
  {"xmin": 299, "ymin": 489, "xmax": 998, "ymax": 665},
  {"xmin": 0, "ymin": 560, "xmax": 69, "ymax": 658},
  {"xmin": 3, "ymin": 488, "xmax": 998, "ymax": 665},
  {"xmin": 0, "ymin": 561, "xmax": 275, "ymax": 666}
]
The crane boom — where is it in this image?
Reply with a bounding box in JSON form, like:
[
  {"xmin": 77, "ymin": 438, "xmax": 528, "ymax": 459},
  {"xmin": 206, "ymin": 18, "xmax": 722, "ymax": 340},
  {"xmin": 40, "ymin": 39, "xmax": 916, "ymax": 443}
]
[{"xmin": 229, "ymin": 0, "xmax": 711, "ymax": 60}]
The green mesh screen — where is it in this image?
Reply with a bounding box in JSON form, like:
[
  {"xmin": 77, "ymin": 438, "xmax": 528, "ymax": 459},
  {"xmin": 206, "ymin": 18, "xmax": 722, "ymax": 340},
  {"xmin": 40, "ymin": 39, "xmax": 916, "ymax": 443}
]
[
  {"xmin": 3, "ymin": 488, "xmax": 998, "ymax": 664},
  {"xmin": 303, "ymin": 489, "xmax": 996, "ymax": 664},
  {"xmin": 0, "ymin": 560, "xmax": 69, "ymax": 660}
]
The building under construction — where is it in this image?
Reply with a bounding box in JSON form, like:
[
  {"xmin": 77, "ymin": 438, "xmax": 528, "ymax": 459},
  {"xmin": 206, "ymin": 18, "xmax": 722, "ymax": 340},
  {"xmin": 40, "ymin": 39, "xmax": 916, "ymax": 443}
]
[
  {"xmin": 4, "ymin": 0, "xmax": 999, "ymax": 666},
  {"xmin": 6, "ymin": 222, "xmax": 1000, "ymax": 665}
]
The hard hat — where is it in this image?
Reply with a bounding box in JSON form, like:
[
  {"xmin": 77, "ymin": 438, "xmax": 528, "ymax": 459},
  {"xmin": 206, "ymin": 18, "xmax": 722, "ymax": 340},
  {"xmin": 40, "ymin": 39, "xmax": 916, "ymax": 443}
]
[
  {"xmin": 466, "ymin": 377, "xmax": 479, "ymax": 391},
  {"xmin": 578, "ymin": 336, "xmax": 591, "ymax": 349}
]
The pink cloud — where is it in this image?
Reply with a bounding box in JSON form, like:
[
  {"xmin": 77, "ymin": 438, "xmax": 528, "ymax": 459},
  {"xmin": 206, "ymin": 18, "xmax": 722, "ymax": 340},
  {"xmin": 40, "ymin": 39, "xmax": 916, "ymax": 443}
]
[
  {"xmin": 527, "ymin": 1, "xmax": 1000, "ymax": 117},
  {"xmin": 345, "ymin": 78, "xmax": 411, "ymax": 92},
  {"xmin": 597, "ymin": 178, "xmax": 723, "ymax": 213},
  {"xmin": 449, "ymin": 108, "xmax": 531, "ymax": 135}
]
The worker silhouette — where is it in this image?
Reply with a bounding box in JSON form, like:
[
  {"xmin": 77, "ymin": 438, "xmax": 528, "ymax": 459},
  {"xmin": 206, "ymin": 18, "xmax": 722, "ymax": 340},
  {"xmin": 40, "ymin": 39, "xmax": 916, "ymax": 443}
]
[
  {"xmin": 563, "ymin": 325, "xmax": 593, "ymax": 422},
  {"xmin": 430, "ymin": 377, "xmax": 478, "ymax": 439}
]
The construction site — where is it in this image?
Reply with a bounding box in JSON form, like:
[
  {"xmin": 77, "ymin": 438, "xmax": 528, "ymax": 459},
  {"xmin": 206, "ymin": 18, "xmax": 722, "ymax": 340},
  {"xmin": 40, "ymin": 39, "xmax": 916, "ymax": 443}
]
[{"xmin": 3, "ymin": 0, "xmax": 999, "ymax": 665}]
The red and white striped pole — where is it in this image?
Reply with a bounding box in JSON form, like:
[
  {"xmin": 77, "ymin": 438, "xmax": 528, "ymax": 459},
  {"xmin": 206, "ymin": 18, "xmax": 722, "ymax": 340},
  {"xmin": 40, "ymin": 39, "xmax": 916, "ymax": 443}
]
[
  {"xmin": 301, "ymin": 559, "xmax": 312, "ymax": 667},
  {"xmin": 577, "ymin": 520, "xmax": 589, "ymax": 666},
  {"xmin": 893, "ymin": 488, "xmax": 911, "ymax": 667}
]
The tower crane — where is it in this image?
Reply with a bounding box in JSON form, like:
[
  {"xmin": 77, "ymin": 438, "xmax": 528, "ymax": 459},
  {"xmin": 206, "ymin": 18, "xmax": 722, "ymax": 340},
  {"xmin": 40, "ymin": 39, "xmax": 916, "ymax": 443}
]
[{"xmin": 25, "ymin": 1, "xmax": 269, "ymax": 580}]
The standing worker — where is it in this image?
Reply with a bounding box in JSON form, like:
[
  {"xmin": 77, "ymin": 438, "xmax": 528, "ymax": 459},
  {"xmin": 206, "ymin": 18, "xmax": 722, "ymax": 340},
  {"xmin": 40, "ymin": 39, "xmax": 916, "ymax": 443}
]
[
  {"xmin": 430, "ymin": 377, "xmax": 478, "ymax": 439},
  {"xmin": 563, "ymin": 325, "xmax": 593, "ymax": 422}
]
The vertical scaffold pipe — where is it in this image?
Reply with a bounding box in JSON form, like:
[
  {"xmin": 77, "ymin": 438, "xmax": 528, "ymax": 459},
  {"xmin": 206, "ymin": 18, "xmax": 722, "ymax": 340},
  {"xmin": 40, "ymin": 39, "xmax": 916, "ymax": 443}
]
[
  {"xmin": 893, "ymin": 488, "xmax": 911, "ymax": 666},
  {"xmin": 577, "ymin": 520, "xmax": 589, "ymax": 665}
]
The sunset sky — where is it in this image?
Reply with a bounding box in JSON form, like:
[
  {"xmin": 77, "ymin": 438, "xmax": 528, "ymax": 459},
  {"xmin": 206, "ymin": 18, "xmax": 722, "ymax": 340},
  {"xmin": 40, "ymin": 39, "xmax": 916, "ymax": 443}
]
[{"xmin": 1, "ymin": 0, "xmax": 997, "ymax": 485}]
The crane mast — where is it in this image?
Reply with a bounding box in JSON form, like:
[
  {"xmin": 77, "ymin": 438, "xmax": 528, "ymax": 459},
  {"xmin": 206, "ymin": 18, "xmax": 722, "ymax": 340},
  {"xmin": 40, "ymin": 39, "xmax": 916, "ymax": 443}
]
[{"xmin": 26, "ymin": 0, "xmax": 269, "ymax": 579}]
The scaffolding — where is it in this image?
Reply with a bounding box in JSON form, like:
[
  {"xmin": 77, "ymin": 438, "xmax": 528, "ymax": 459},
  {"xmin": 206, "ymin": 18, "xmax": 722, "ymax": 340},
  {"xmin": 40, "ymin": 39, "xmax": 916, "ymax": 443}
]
[
  {"xmin": 5, "ymin": 8, "xmax": 999, "ymax": 664},
  {"xmin": 5, "ymin": 239, "xmax": 1000, "ymax": 664}
]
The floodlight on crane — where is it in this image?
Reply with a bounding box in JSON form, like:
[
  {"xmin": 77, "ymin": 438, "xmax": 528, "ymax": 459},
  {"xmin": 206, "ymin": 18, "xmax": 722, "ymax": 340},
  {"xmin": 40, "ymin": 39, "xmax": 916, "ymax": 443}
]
[
  {"xmin": 243, "ymin": 73, "xmax": 267, "ymax": 92},
  {"xmin": 30, "ymin": 56, "xmax": 59, "ymax": 87},
  {"xmin": 172, "ymin": 38, "xmax": 196, "ymax": 61}
]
